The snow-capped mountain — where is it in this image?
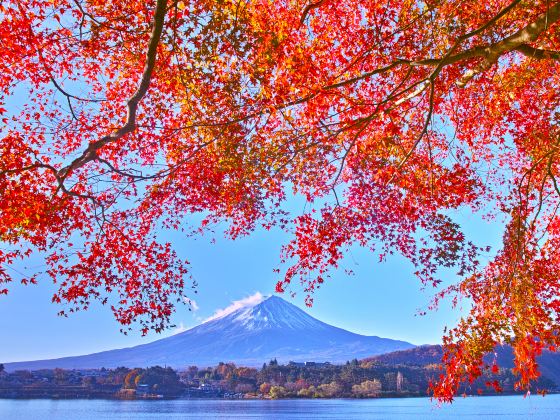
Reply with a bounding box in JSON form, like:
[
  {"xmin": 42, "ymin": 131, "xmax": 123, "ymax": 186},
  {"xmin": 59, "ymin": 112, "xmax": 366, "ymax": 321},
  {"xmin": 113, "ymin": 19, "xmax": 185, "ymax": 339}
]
[{"xmin": 5, "ymin": 296, "xmax": 415, "ymax": 370}]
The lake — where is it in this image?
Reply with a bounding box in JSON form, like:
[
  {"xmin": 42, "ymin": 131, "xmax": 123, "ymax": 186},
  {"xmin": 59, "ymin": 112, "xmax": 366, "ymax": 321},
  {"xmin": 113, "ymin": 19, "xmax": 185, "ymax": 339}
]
[{"xmin": 0, "ymin": 394, "xmax": 558, "ymax": 419}]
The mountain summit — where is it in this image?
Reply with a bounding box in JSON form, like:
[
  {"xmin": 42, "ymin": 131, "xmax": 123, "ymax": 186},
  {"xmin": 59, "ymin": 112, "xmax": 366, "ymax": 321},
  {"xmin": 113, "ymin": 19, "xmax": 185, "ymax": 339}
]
[{"xmin": 5, "ymin": 296, "xmax": 414, "ymax": 370}]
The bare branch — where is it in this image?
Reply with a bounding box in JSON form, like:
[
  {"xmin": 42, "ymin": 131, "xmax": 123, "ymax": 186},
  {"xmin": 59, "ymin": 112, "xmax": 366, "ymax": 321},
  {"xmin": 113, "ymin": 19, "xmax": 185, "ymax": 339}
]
[{"xmin": 50, "ymin": 77, "xmax": 105, "ymax": 103}]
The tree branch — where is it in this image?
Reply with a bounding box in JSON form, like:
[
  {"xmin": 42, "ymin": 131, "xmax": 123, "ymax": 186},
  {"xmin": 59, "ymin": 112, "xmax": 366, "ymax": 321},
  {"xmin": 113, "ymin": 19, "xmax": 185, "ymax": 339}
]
[
  {"xmin": 457, "ymin": 2, "xmax": 560, "ymax": 87},
  {"xmin": 321, "ymin": 1, "xmax": 560, "ymax": 92},
  {"xmin": 57, "ymin": 0, "xmax": 168, "ymax": 180},
  {"xmin": 300, "ymin": 0, "xmax": 326, "ymax": 25},
  {"xmin": 515, "ymin": 44, "xmax": 560, "ymax": 60}
]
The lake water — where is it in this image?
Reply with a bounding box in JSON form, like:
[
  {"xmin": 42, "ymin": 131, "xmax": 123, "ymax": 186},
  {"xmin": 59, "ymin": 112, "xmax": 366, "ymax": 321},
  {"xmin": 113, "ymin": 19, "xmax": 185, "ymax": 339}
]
[{"xmin": 0, "ymin": 394, "xmax": 559, "ymax": 419}]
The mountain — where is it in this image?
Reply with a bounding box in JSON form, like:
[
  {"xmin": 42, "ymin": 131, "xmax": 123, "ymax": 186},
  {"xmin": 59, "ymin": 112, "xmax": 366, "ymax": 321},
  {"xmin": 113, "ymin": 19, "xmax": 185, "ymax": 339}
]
[
  {"xmin": 366, "ymin": 344, "xmax": 560, "ymax": 388},
  {"xmin": 4, "ymin": 296, "xmax": 415, "ymax": 371}
]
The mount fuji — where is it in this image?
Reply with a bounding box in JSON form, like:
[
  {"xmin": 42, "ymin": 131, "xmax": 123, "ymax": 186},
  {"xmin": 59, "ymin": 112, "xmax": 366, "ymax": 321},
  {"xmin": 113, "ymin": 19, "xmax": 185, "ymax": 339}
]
[{"xmin": 5, "ymin": 296, "xmax": 415, "ymax": 370}]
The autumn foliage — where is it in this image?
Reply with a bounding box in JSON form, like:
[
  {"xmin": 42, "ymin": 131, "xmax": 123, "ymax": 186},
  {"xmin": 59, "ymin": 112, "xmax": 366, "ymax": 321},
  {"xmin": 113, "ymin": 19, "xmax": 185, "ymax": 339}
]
[{"xmin": 1, "ymin": 0, "xmax": 560, "ymax": 401}]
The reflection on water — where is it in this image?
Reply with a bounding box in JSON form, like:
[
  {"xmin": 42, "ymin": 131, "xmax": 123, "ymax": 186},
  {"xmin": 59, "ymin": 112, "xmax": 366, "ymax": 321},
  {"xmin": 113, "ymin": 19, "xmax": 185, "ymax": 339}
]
[{"xmin": 0, "ymin": 394, "xmax": 558, "ymax": 419}]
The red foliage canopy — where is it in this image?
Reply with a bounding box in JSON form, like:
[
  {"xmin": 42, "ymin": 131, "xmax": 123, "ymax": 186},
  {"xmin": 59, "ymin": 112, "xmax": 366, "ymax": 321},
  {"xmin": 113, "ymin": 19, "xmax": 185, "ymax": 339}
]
[{"xmin": 1, "ymin": 0, "xmax": 560, "ymax": 400}]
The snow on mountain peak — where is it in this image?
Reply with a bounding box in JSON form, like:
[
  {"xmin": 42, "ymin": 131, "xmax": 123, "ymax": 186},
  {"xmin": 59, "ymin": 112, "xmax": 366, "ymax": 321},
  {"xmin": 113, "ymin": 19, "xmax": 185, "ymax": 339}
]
[{"xmin": 218, "ymin": 295, "xmax": 327, "ymax": 331}]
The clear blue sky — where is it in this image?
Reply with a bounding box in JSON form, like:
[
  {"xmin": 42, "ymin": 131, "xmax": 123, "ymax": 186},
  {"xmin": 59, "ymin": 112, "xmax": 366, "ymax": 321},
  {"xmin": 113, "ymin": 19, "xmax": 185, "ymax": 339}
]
[{"xmin": 0, "ymin": 205, "xmax": 504, "ymax": 364}]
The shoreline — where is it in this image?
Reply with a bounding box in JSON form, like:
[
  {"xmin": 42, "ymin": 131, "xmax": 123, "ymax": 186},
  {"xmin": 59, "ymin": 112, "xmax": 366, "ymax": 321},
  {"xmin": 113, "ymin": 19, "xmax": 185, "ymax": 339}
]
[{"xmin": 1, "ymin": 390, "xmax": 554, "ymax": 401}]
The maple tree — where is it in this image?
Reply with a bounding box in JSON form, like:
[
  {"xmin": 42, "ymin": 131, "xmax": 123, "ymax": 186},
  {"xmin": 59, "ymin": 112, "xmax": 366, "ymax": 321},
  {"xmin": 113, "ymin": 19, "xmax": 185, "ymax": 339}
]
[{"xmin": 1, "ymin": 0, "xmax": 560, "ymax": 401}]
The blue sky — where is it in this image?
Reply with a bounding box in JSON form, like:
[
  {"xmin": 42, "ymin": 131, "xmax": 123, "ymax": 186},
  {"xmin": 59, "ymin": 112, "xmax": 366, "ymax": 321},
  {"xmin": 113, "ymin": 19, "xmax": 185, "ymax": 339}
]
[{"xmin": 0, "ymin": 206, "xmax": 504, "ymax": 364}]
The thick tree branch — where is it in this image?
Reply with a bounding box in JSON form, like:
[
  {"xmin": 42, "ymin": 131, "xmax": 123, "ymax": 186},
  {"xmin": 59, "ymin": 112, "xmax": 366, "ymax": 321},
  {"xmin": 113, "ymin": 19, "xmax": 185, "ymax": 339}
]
[
  {"xmin": 57, "ymin": 0, "xmax": 168, "ymax": 180},
  {"xmin": 322, "ymin": 1, "xmax": 522, "ymax": 91},
  {"xmin": 514, "ymin": 44, "xmax": 560, "ymax": 60},
  {"xmin": 457, "ymin": 2, "xmax": 560, "ymax": 87},
  {"xmin": 322, "ymin": 1, "xmax": 560, "ymax": 92}
]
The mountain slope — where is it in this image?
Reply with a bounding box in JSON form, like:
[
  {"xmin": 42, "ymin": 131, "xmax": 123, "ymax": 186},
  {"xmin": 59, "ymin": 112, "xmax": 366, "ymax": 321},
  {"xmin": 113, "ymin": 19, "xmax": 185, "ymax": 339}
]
[
  {"xmin": 5, "ymin": 296, "xmax": 415, "ymax": 370},
  {"xmin": 367, "ymin": 344, "xmax": 560, "ymax": 387}
]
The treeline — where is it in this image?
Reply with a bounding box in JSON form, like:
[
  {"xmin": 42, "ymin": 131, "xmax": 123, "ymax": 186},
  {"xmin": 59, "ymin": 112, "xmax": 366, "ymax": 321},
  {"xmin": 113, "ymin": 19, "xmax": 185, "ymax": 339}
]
[
  {"xmin": 181, "ymin": 358, "xmax": 555, "ymax": 398},
  {"xmin": 0, "ymin": 366, "xmax": 182, "ymax": 399},
  {"xmin": 0, "ymin": 359, "xmax": 556, "ymax": 400}
]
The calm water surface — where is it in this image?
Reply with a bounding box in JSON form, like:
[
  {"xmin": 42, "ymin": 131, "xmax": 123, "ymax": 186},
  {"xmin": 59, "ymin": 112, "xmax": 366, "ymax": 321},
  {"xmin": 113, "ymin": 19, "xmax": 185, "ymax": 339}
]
[{"xmin": 0, "ymin": 394, "xmax": 558, "ymax": 419}]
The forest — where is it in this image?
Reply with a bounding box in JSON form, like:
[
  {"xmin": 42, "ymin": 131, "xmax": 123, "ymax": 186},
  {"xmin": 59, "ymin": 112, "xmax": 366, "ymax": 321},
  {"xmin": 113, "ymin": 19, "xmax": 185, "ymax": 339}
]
[{"xmin": 0, "ymin": 356, "xmax": 556, "ymax": 400}]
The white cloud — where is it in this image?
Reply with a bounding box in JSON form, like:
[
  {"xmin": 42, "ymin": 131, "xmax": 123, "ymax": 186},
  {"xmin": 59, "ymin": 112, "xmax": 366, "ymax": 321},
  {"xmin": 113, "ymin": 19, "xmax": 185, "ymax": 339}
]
[{"xmin": 203, "ymin": 292, "xmax": 265, "ymax": 323}]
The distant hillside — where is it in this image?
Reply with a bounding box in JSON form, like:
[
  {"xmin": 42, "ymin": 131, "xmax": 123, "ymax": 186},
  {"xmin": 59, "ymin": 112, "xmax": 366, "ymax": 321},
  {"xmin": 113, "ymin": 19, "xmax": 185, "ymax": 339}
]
[
  {"xmin": 5, "ymin": 296, "xmax": 414, "ymax": 371},
  {"xmin": 366, "ymin": 344, "xmax": 560, "ymax": 388},
  {"xmin": 367, "ymin": 345, "xmax": 445, "ymax": 366}
]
